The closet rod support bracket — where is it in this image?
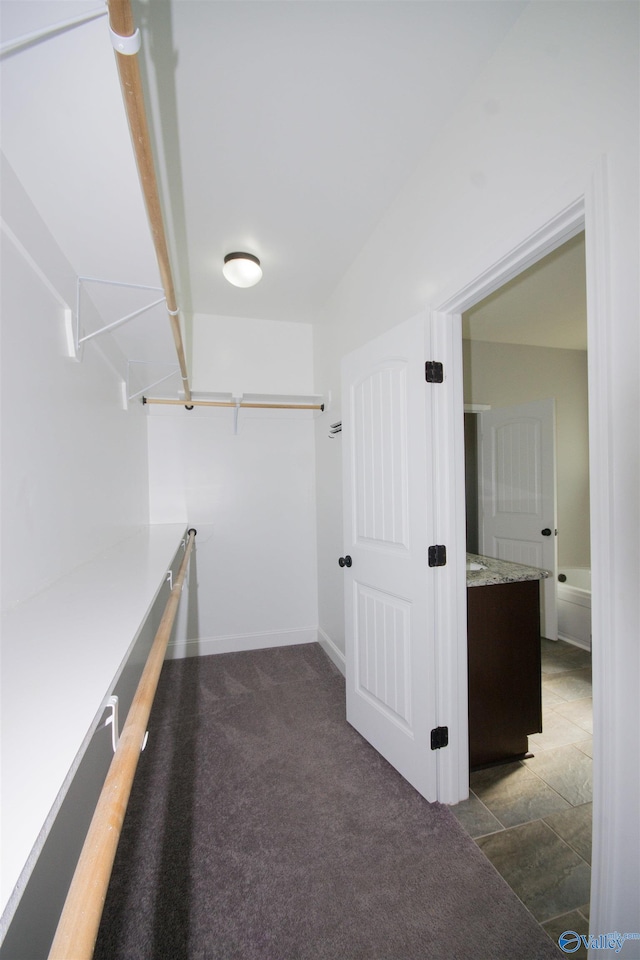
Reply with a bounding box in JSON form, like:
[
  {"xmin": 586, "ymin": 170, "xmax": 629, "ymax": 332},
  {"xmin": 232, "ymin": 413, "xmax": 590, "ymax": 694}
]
[
  {"xmin": 109, "ymin": 26, "xmax": 141, "ymax": 56},
  {"xmin": 104, "ymin": 696, "xmax": 119, "ymax": 753}
]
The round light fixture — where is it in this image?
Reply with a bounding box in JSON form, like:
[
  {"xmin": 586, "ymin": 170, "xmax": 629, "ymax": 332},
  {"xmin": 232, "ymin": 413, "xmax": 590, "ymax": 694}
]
[{"xmin": 222, "ymin": 252, "xmax": 262, "ymax": 288}]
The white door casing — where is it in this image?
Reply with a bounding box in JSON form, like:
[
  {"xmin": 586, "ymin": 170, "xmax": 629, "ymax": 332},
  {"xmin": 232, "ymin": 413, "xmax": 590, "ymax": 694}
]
[
  {"xmin": 342, "ymin": 314, "xmax": 438, "ymax": 801},
  {"xmin": 431, "ymin": 179, "xmax": 631, "ymax": 939},
  {"xmin": 479, "ymin": 398, "xmax": 558, "ymax": 640}
]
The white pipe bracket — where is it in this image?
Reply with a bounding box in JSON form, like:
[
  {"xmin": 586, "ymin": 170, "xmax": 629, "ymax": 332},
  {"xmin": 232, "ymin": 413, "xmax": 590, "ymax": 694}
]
[
  {"xmin": 109, "ymin": 26, "xmax": 141, "ymax": 56},
  {"xmin": 104, "ymin": 695, "xmax": 119, "ymax": 753},
  {"xmin": 167, "ymin": 570, "xmax": 173, "ymax": 590}
]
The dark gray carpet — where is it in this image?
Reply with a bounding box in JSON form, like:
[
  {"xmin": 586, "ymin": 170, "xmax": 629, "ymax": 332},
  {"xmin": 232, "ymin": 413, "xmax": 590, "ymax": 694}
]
[{"xmin": 94, "ymin": 643, "xmax": 561, "ymax": 959}]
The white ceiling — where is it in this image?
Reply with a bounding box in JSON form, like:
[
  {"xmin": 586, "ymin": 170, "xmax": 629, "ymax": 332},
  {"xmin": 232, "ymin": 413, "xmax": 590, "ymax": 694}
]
[
  {"xmin": 1, "ymin": 0, "xmax": 585, "ymax": 373},
  {"xmin": 136, "ymin": 0, "xmax": 528, "ymax": 322}
]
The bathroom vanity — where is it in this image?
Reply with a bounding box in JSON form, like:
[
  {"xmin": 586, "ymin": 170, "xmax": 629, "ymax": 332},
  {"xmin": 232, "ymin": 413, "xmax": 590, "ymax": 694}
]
[{"xmin": 466, "ymin": 554, "xmax": 549, "ymax": 769}]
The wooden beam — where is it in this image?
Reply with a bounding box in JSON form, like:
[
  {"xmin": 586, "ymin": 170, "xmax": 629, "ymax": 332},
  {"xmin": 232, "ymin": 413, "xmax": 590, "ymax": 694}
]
[
  {"xmin": 142, "ymin": 397, "xmax": 325, "ymax": 411},
  {"xmin": 106, "ymin": 0, "xmax": 191, "ymax": 402}
]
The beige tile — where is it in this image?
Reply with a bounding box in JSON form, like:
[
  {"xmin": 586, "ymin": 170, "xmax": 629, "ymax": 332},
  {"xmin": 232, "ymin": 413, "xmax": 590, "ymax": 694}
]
[
  {"xmin": 525, "ymin": 745, "xmax": 592, "ymax": 806},
  {"xmin": 470, "ymin": 760, "xmax": 528, "ymax": 790},
  {"xmin": 545, "ymin": 803, "xmax": 592, "ymax": 863},
  {"xmin": 471, "ymin": 761, "xmax": 571, "ymax": 828},
  {"xmin": 541, "ymin": 640, "xmax": 591, "ymax": 677},
  {"xmin": 477, "ymin": 820, "xmax": 591, "ymax": 922},
  {"xmin": 529, "ymin": 709, "xmax": 592, "ymax": 751},
  {"xmin": 542, "ymin": 911, "xmax": 589, "ymax": 958},
  {"xmin": 450, "ymin": 791, "xmax": 503, "ymax": 839},
  {"xmin": 544, "ymin": 668, "xmax": 592, "ymax": 702},
  {"xmin": 553, "ymin": 698, "xmax": 593, "ymax": 735},
  {"xmin": 574, "ymin": 739, "xmax": 593, "ymax": 759},
  {"xmin": 541, "ymin": 685, "xmax": 566, "ymax": 707}
]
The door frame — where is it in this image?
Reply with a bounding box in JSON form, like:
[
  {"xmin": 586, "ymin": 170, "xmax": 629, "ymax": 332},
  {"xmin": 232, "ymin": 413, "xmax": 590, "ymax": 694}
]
[{"xmin": 432, "ymin": 164, "xmax": 613, "ymax": 934}]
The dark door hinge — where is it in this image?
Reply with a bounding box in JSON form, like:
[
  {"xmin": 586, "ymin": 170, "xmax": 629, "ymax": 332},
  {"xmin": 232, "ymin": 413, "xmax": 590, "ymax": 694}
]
[
  {"xmin": 431, "ymin": 726, "xmax": 449, "ymax": 750},
  {"xmin": 425, "ymin": 361, "xmax": 444, "ymax": 383},
  {"xmin": 428, "ymin": 544, "xmax": 447, "ymax": 567}
]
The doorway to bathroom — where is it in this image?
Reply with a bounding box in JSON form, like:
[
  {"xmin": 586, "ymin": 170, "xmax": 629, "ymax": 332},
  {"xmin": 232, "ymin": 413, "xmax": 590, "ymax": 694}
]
[
  {"xmin": 461, "ymin": 231, "xmax": 590, "ymax": 617},
  {"xmin": 454, "ymin": 231, "xmax": 594, "ymax": 941}
]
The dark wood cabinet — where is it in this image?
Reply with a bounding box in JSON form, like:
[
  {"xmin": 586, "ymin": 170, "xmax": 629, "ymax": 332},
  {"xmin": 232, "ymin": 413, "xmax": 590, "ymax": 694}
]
[{"xmin": 467, "ymin": 579, "xmax": 542, "ymax": 769}]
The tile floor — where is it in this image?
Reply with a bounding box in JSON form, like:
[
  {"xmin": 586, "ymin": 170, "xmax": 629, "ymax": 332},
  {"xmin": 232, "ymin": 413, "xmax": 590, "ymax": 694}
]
[{"xmin": 452, "ymin": 638, "xmax": 593, "ymax": 958}]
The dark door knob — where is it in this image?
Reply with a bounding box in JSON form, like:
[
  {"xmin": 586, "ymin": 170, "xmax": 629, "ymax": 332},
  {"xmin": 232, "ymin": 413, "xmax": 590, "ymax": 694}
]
[
  {"xmin": 541, "ymin": 528, "xmax": 552, "ymax": 536},
  {"xmin": 338, "ymin": 555, "xmax": 352, "ymax": 568}
]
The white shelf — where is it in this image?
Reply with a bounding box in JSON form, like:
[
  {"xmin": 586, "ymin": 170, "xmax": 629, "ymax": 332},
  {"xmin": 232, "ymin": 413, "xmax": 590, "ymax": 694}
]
[{"xmin": 0, "ymin": 523, "xmax": 187, "ymax": 917}]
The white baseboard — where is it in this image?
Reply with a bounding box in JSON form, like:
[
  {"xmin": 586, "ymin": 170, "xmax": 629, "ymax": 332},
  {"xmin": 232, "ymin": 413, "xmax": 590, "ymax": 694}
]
[
  {"xmin": 166, "ymin": 626, "xmax": 318, "ymax": 660},
  {"xmin": 317, "ymin": 627, "xmax": 346, "ymax": 676}
]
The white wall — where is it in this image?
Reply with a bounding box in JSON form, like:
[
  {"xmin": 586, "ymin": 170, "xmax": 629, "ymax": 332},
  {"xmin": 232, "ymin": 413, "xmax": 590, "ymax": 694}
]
[
  {"xmin": 0, "ymin": 155, "xmax": 149, "ymax": 608},
  {"xmin": 313, "ymin": 387, "xmax": 345, "ymax": 669},
  {"xmin": 315, "ymin": 0, "xmax": 634, "ymax": 653},
  {"xmin": 0, "ymin": 154, "xmax": 155, "ymax": 923},
  {"xmin": 191, "ymin": 313, "xmax": 314, "ymax": 396},
  {"xmin": 313, "ymin": 1, "xmax": 638, "ymax": 943},
  {"xmin": 149, "ymin": 314, "xmax": 319, "ymax": 656},
  {"xmin": 463, "ymin": 340, "xmax": 590, "ymax": 568}
]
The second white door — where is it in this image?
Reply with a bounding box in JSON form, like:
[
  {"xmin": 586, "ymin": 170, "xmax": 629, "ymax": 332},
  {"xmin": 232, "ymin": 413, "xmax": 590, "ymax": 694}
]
[{"xmin": 479, "ymin": 397, "xmax": 558, "ymax": 640}]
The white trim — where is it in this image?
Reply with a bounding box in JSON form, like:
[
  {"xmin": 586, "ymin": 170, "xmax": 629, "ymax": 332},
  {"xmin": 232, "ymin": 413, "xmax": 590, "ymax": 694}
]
[
  {"xmin": 437, "ymin": 197, "xmax": 585, "ymax": 316},
  {"xmin": 429, "ymin": 311, "xmax": 469, "ymax": 805},
  {"xmin": 433, "ymin": 168, "xmax": 616, "ymax": 941},
  {"xmin": 582, "ymin": 157, "xmax": 614, "ymax": 944},
  {"xmin": 165, "ymin": 626, "xmax": 318, "ymax": 660},
  {"xmin": 432, "ymin": 199, "xmax": 588, "ymax": 807},
  {"xmin": 317, "ymin": 627, "xmax": 346, "ymax": 675}
]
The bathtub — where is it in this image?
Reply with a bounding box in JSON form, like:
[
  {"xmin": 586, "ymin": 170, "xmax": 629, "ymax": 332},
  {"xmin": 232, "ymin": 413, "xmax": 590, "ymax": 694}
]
[{"xmin": 557, "ymin": 567, "xmax": 591, "ymax": 651}]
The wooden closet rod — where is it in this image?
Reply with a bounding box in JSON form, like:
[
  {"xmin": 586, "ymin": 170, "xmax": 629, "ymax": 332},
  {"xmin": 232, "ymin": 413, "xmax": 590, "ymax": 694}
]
[
  {"xmin": 142, "ymin": 397, "xmax": 325, "ymax": 411},
  {"xmin": 106, "ymin": 0, "xmax": 192, "ymax": 404},
  {"xmin": 48, "ymin": 528, "xmax": 197, "ymax": 960}
]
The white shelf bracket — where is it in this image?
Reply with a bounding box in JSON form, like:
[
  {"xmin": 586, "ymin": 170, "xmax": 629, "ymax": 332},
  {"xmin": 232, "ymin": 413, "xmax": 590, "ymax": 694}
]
[
  {"xmin": 104, "ymin": 695, "xmax": 119, "ymax": 753},
  {"xmin": 127, "ymin": 361, "xmax": 180, "ymax": 403},
  {"xmin": 74, "ymin": 276, "xmax": 166, "ymax": 357},
  {"xmin": 104, "ymin": 695, "xmax": 148, "ymax": 753},
  {"xmin": 167, "ymin": 570, "xmax": 173, "ymax": 590}
]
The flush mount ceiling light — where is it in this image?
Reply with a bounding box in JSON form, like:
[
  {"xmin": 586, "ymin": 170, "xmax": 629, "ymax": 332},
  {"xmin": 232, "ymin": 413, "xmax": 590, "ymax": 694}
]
[{"xmin": 222, "ymin": 252, "xmax": 262, "ymax": 288}]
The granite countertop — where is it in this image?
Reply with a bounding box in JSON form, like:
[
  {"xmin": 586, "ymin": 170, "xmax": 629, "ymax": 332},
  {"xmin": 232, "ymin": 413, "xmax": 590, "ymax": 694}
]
[{"xmin": 466, "ymin": 553, "xmax": 550, "ymax": 588}]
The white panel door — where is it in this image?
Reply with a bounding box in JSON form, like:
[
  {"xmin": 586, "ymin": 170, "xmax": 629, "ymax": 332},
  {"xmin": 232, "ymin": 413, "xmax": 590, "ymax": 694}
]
[
  {"xmin": 342, "ymin": 315, "xmax": 437, "ymax": 801},
  {"xmin": 479, "ymin": 398, "xmax": 558, "ymax": 639}
]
